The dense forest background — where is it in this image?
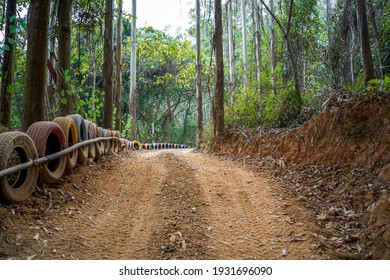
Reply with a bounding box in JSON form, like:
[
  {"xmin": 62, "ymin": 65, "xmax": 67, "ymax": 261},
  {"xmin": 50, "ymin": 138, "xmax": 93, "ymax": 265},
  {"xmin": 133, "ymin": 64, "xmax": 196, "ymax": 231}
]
[{"xmin": 0, "ymin": 0, "xmax": 389, "ymax": 146}]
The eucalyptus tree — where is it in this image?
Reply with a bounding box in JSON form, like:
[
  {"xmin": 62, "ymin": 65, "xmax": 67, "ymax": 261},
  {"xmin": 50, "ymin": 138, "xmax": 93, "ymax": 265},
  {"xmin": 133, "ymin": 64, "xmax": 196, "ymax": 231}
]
[
  {"xmin": 129, "ymin": 0, "xmax": 137, "ymax": 139},
  {"xmin": 214, "ymin": 0, "xmax": 224, "ymax": 145},
  {"xmin": 356, "ymin": 0, "xmax": 375, "ymax": 84},
  {"xmin": 57, "ymin": 0, "xmax": 74, "ymax": 115},
  {"xmin": 195, "ymin": 0, "xmax": 203, "ymax": 148},
  {"xmin": 227, "ymin": 0, "xmax": 235, "ymax": 103},
  {"xmin": 241, "ymin": 0, "xmax": 248, "ymax": 91},
  {"xmin": 0, "ymin": 0, "xmax": 16, "ymax": 127},
  {"xmin": 115, "ymin": 0, "xmax": 123, "ymax": 131},
  {"xmin": 103, "ymin": 0, "xmax": 114, "ymax": 128},
  {"xmin": 22, "ymin": 0, "xmax": 51, "ymax": 130}
]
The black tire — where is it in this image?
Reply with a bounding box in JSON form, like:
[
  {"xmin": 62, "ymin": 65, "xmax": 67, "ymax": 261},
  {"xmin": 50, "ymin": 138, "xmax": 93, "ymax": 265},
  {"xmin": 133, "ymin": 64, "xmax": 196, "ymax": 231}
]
[
  {"xmin": 0, "ymin": 132, "xmax": 39, "ymax": 203},
  {"xmin": 26, "ymin": 121, "xmax": 67, "ymax": 184},
  {"xmin": 68, "ymin": 114, "xmax": 89, "ymax": 162},
  {"xmin": 53, "ymin": 117, "xmax": 79, "ymax": 169}
]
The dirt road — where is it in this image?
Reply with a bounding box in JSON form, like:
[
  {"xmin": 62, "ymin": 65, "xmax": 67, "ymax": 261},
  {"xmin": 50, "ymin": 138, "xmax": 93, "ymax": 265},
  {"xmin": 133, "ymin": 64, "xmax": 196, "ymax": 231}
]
[{"xmin": 0, "ymin": 149, "xmax": 325, "ymax": 260}]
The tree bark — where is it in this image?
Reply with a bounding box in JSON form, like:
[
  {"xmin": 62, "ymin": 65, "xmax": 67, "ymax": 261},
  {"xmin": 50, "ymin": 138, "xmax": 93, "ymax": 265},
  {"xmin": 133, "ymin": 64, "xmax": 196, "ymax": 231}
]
[
  {"xmin": 195, "ymin": 0, "xmax": 203, "ymax": 149},
  {"xmin": 227, "ymin": 0, "xmax": 235, "ymax": 104},
  {"xmin": 22, "ymin": 0, "xmax": 51, "ymax": 131},
  {"xmin": 129, "ymin": 0, "xmax": 137, "ymax": 139},
  {"xmin": 103, "ymin": 0, "xmax": 114, "ymax": 128},
  {"xmin": 213, "ymin": 0, "xmax": 224, "ymax": 145},
  {"xmin": 57, "ymin": 0, "xmax": 74, "ymax": 115},
  {"xmin": 252, "ymin": 0, "xmax": 262, "ymax": 94},
  {"xmin": 269, "ymin": 0, "xmax": 275, "ymax": 85},
  {"xmin": 356, "ymin": 0, "xmax": 375, "ymax": 84},
  {"xmin": 241, "ymin": 0, "xmax": 248, "ymax": 91},
  {"xmin": 115, "ymin": 0, "xmax": 123, "ymax": 131},
  {"xmin": 0, "ymin": 0, "xmax": 16, "ymax": 127}
]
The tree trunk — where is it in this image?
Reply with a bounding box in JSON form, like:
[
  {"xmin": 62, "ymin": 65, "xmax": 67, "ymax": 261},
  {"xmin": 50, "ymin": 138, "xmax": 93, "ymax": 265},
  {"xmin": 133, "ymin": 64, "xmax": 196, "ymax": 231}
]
[
  {"xmin": 227, "ymin": 0, "xmax": 235, "ymax": 104},
  {"xmin": 241, "ymin": 0, "xmax": 248, "ymax": 91},
  {"xmin": 115, "ymin": 0, "xmax": 123, "ymax": 131},
  {"xmin": 129, "ymin": 0, "xmax": 137, "ymax": 139},
  {"xmin": 195, "ymin": 0, "xmax": 203, "ymax": 149},
  {"xmin": 367, "ymin": 0, "xmax": 383, "ymax": 79},
  {"xmin": 0, "ymin": 0, "xmax": 16, "ymax": 127},
  {"xmin": 22, "ymin": 0, "xmax": 51, "ymax": 131},
  {"xmin": 57, "ymin": 0, "xmax": 74, "ymax": 115},
  {"xmin": 356, "ymin": 0, "xmax": 375, "ymax": 84},
  {"xmin": 252, "ymin": 0, "xmax": 262, "ymax": 94},
  {"xmin": 213, "ymin": 0, "xmax": 224, "ymax": 145},
  {"xmin": 269, "ymin": 0, "xmax": 275, "ymax": 85},
  {"xmin": 103, "ymin": 0, "xmax": 114, "ymax": 128}
]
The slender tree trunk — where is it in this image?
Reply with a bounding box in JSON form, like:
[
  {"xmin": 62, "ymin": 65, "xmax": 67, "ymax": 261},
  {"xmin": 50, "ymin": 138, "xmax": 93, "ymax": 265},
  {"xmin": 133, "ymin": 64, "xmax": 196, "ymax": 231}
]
[
  {"xmin": 22, "ymin": 0, "xmax": 51, "ymax": 131},
  {"xmin": 227, "ymin": 0, "xmax": 235, "ymax": 104},
  {"xmin": 57, "ymin": 0, "xmax": 74, "ymax": 115},
  {"xmin": 129, "ymin": 0, "xmax": 137, "ymax": 139},
  {"xmin": 103, "ymin": 0, "xmax": 114, "ymax": 128},
  {"xmin": 227, "ymin": 0, "xmax": 236, "ymax": 105},
  {"xmin": 0, "ymin": 0, "xmax": 16, "ymax": 127},
  {"xmin": 213, "ymin": 0, "xmax": 224, "ymax": 145},
  {"xmin": 269, "ymin": 0, "xmax": 275, "ymax": 85},
  {"xmin": 115, "ymin": 0, "xmax": 123, "ymax": 131},
  {"xmin": 92, "ymin": 56, "xmax": 97, "ymax": 123},
  {"xmin": 367, "ymin": 0, "xmax": 383, "ymax": 79},
  {"xmin": 252, "ymin": 0, "xmax": 262, "ymax": 94},
  {"xmin": 356, "ymin": 0, "xmax": 375, "ymax": 84},
  {"xmin": 350, "ymin": 14, "xmax": 356, "ymax": 84},
  {"xmin": 195, "ymin": 0, "xmax": 203, "ymax": 149},
  {"xmin": 241, "ymin": 0, "xmax": 248, "ymax": 91}
]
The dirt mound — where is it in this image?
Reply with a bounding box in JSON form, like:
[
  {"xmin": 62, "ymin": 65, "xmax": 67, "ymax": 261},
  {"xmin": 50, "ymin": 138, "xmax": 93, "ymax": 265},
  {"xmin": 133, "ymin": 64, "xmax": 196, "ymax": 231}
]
[
  {"xmin": 212, "ymin": 94, "xmax": 390, "ymax": 259},
  {"xmin": 218, "ymin": 94, "xmax": 390, "ymax": 166}
]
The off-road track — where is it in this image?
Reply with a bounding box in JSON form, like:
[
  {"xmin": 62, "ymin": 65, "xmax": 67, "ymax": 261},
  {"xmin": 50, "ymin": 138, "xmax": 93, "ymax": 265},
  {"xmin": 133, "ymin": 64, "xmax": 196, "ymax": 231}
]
[{"xmin": 0, "ymin": 149, "xmax": 326, "ymax": 260}]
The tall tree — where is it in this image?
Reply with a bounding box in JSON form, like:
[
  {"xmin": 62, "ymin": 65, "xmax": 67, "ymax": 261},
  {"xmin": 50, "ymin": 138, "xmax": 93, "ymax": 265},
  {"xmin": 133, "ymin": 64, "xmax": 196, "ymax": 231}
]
[
  {"xmin": 103, "ymin": 0, "xmax": 114, "ymax": 128},
  {"xmin": 252, "ymin": 0, "xmax": 262, "ymax": 94},
  {"xmin": 129, "ymin": 0, "xmax": 137, "ymax": 139},
  {"xmin": 115, "ymin": 0, "xmax": 123, "ymax": 131},
  {"xmin": 196, "ymin": 0, "xmax": 203, "ymax": 149},
  {"xmin": 269, "ymin": 0, "xmax": 275, "ymax": 85},
  {"xmin": 241, "ymin": 0, "xmax": 248, "ymax": 91},
  {"xmin": 227, "ymin": 0, "xmax": 235, "ymax": 104},
  {"xmin": 0, "ymin": 0, "xmax": 16, "ymax": 127},
  {"xmin": 214, "ymin": 0, "xmax": 224, "ymax": 145},
  {"xmin": 22, "ymin": 0, "xmax": 51, "ymax": 130},
  {"xmin": 57, "ymin": 0, "xmax": 74, "ymax": 115},
  {"xmin": 356, "ymin": 0, "xmax": 375, "ymax": 84}
]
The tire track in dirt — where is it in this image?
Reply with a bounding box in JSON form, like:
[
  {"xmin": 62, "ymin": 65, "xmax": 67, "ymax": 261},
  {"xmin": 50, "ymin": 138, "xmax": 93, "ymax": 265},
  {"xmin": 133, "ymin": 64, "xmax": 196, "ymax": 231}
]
[
  {"xmin": 180, "ymin": 152, "xmax": 324, "ymax": 259},
  {"xmin": 1, "ymin": 149, "xmax": 325, "ymax": 260}
]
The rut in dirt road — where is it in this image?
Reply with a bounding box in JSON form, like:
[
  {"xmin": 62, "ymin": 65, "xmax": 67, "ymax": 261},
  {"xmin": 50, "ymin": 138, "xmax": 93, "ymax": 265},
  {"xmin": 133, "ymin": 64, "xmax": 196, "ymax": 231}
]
[{"xmin": 0, "ymin": 149, "xmax": 326, "ymax": 260}]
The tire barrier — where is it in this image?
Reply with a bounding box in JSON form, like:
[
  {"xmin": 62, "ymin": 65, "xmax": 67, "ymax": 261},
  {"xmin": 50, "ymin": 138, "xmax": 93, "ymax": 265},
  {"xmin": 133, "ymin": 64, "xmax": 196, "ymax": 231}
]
[
  {"xmin": 68, "ymin": 114, "xmax": 89, "ymax": 162},
  {"xmin": 102, "ymin": 129, "xmax": 112, "ymax": 154},
  {"xmin": 132, "ymin": 141, "xmax": 141, "ymax": 151},
  {"xmin": 111, "ymin": 130, "xmax": 121, "ymax": 153},
  {"xmin": 53, "ymin": 117, "xmax": 78, "ymax": 169},
  {"xmin": 0, "ymin": 111, "xmax": 190, "ymax": 203},
  {"xmin": 97, "ymin": 127, "xmax": 105, "ymax": 156},
  {"xmin": 85, "ymin": 120, "xmax": 97, "ymax": 160},
  {"xmin": 26, "ymin": 121, "xmax": 67, "ymax": 184},
  {"xmin": 0, "ymin": 131, "xmax": 39, "ymax": 203}
]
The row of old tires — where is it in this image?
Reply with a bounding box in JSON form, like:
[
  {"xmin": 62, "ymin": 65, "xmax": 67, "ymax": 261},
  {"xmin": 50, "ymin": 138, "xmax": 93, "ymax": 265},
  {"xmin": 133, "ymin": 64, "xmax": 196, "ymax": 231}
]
[
  {"xmin": 0, "ymin": 114, "xmax": 122, "ymax": 203},
  {"xmin": 118, "ymin": 140, "xmax": 190, "ymax": 151},
  {"xmin": 141, "ymin": 143, "xmax": 189, "ymax": 150}
]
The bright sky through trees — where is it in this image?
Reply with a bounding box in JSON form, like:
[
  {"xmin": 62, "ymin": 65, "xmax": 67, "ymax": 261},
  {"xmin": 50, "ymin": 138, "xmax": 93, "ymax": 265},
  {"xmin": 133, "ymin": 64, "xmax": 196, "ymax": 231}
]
[{"xmin": 122, "ymin": 0, "xmax": 192, "ymax": 36}]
